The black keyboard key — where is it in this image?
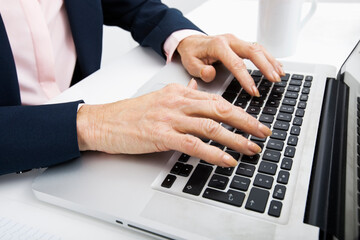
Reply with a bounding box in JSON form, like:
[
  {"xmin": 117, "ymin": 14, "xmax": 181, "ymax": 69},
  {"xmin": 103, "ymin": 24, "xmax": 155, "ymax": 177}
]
[
  {"xmin": 234, "ymin": 99, "xmax": 247, "ymax": 109},
  {"xmin": 285, "ymin": 91, "xmax": 299, "ymax": 99},
  {"xmin": 225, "ymin": 79, "xmax": 241, "ymax": 93},
  {"xmin": 183, "ymin": 164, "xmax": 213, "ymax": 196},
  {"xmin": 271, "ymin": 130, "xmax": 287, "ymax": 141},
  {"xmin": 281, "ymin": 158, "xmax": 293, "ymax": 170},
  {"xmin": 236, "ymin": 163, "xmax": 255, "ymax": 177},
  {"xmin": 208, "ymin": 174, "xmax": 229, "ymax": 190},
  {"xmin": 287, "ymin": 136, "xmax": 298, "ymax": 146},
  {"xmin": 287, "ymin": 85, "xmax": 300, "ymax": 92},
  {"xmin": 241, "ymin": 154, "xmax": 260, "ymax": 165},
  {"xmin": 303, "ymin": 81, "xmax": 312, "ymax": 88},
  {"xmin": 259, "ymin": 114, "xmax": 274, "ymax": 123},
  {"xmin": 268, "ymin": 200, "xmax": 283, "ymax": 217},
  {"xmin": 273, "ymin": 185, "xmax": 286, "ymax": 200},
  {"xmin": 178, "ymin": 153, "xmax": 191, "ymax": 162},
  {"xmin": 210, "ymin": 141, "xmax": 225, "ymax": 150},
  {"xmin": 266, "ymin": 99, "xmax": 280, "ymax": 107},
  {"xmin": 179, "ymin": 164, "xmax": 194, "ymax": 177},
  {"xmin": 277, "ymin": 170, "xmax": 290, "ymax": 184},
  {"xmin": 250, "ymin": 135, "xmax": 267, "ymax": 142},
  {"xmin": 290, "ymin": 126, "xmax": 301, "ymax": 136},
  {"xmin": 289, "ymin": 79, "xmax": 302, "ymax": 86},
  {"xmin": 215, "ymin": 166, "xmax": 235, "ymax": 176},
  {"xmin": 171, "ymin": 162, "xmax": 184, "ymax": 175},
  {"xmin": 269, "ymin": 92, "xmax": 282, "ymax": 100},
  {"xmin": 272, "ymin": 87, "xmax": 285, "ymax": 94},
  {"xmin": 280, "ymin": 105, "xmax": 294, "ymax": 114},
  {"xmin": 293, "ymin": 117, "xmax": 303, "ymax": 126},
  {"xmin": 254, "ymin": 174, "xmax": 274, "ymax": 189},
  {"xmin": 203, "ymin": 188, "xmax": 245, "ymax": 207},
  {"xmin": 277, "ymin": 113, "xmax": 292, "ymax": 122},
  {"xmin": 222, "ymin": 92, "xmax": 237, "ymax": 103},
  {"xmin": 263, "ymin": 106, "xmax": 277, "ymax": 115},
  {"xmin": 161, "ymin": 174, "xmax": 177, "ymax": 188},
  {"xmin": 300, "ymin": 94, "xmax": 309, "ymax": 101},
  {"xmin": 281, "ymin": 73, "xmax": 290, "ymax": 81},
  {"xmin": 258, "ymin": 161, "xmax": 278, "ymax": 175},
  {"xmin": 305, "ymin": 76, "xmax": 313, "ymax": 81},
  {"xmin": 245, "ymin": 187, "xmax": 269, "ymax": 213},
  {"xmin": 226, "ymin": 150, "xmax": 240, "ymax": 161},
  {"xmin": 283, "ymin": 98, "xmax": 296, "ymax": 106},
  {"xmin": 250, "ymin": 99, "xmax": 264, "ymax": 107},
  {"xmin": 247, "ymin": 106, "xmax": 261, "ymax": 115},
  {"xmin": 298, "ymin": 101, "xmax": 307, "ymax": 109},
  {"xmin": 230, "ymin": 175, "xmax": 251, "ymax": 191},
  {"xmin": 291, "ymin": 74, "xmax": 304, "ymax": 80},
  {"xmin": 284, "ymin": 146, "xmax": 296, "ymax": 157},
  {"xmin": 237, "ymin": 92, "xmax": 252, "ymax": 101},
  {"xmin": 252, "ymin": 70, "xmax": 262, "ymax": 77},
  {"xmin": 302, "ymin": 88, "xmax": 310, "ymax": 94},
  {"xmin": 274, "ymin": 121, "xmax": 290, "ymax": 131},
  {"xmin": 274, "ymin": 81, "xmax": 287, "ymax": 87},
  {"xmin": 263, "ymin": 149, "xmax": 281, "ymax": 162},
  {"xmin": 267, "ymin": 139, "xmax": 284, "ymax": 151},
  {"xmin": 295, "ymin": 109, "xmax": 305, "ymax": 117}
]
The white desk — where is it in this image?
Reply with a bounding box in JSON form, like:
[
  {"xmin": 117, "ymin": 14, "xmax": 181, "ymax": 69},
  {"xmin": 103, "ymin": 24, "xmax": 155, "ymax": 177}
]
[{"xmin": 0, "ymin": 1, "xmax": 359, "ymax": 239}]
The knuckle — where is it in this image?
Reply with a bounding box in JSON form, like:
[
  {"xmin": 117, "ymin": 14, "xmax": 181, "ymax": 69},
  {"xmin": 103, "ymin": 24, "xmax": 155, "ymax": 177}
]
[
  {"xmin": 214, "ymin": 100, "xmax": 233, "ymax": 118},
  {"xmin": 181, "ymin": 135, "xmax": 201, "ymax": 154},
  {"xmin": 223, "ymin": 33, "xmax": 236, "ymax": 41},
  {"xmin": 201, "ymin": 119, "xmax": 220, "ymax": 138},
  {"xmin": 249, "ymin": 42, "xmax": 263, "ymax": 55}
]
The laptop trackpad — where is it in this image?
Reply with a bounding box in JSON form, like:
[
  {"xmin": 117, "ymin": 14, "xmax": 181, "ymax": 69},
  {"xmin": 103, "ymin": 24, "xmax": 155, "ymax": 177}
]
[{"xmin": 140, "ymin": 192, "xmax": 276, "ymax": 239}]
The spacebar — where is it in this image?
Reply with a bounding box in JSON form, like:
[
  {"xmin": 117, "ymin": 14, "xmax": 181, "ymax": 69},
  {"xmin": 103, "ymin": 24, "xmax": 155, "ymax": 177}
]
[{"xmin": 183, "ymin": 164, "xmax": 213, "ymax": 196}]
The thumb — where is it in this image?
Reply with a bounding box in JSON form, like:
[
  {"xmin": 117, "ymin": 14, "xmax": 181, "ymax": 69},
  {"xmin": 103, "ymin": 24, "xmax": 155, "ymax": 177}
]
[{"xmin": 184, "ymin": 57, "xmax": 216, "ymax": 83}]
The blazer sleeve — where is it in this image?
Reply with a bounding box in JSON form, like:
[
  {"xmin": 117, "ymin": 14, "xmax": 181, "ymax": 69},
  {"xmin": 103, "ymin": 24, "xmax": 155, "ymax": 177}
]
[
  {"xmin": 0, "ymin": 101, "xmax": 83, "ymax": 175},
  {"xmin": 101, "ymin": 0, "xmax": 204, "ymax": 58}
]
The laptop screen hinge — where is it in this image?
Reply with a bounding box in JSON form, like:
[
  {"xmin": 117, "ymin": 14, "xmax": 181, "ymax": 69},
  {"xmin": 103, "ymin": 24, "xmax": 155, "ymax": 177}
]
[{"xmin": 304, "ymin": 77, "xmax": 349, "ymax": 240}]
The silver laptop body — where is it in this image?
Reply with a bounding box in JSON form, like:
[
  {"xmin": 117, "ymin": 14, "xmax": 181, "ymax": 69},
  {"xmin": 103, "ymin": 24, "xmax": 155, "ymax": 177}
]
[{"xmin": 32, "ymin": 41, "xmax": 360, "ymax": 240}]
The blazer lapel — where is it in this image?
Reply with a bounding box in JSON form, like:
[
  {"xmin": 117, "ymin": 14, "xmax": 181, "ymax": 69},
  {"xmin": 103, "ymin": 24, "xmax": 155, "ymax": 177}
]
[{"xmin": 64, "ymin": 0, "xmax": 103, "ymax": 79}]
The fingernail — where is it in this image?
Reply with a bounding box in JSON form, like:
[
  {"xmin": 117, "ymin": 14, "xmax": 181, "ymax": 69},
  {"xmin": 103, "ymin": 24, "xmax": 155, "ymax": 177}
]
[
  {"xmin": 248, "ymin": 141, "xmax": 261, "ymax": 153},
  {"xmin": 251, "ymin": 86, "xmax": 260, "ymax": 97},
  {"xmin": 272, "ymin": 70, "xmax": 281, "ymax": 82},
  {"xmin": 277, "ymin": 65, "xmax": 285, "ymax": 76},
  {"xmin": 223, "ymin": 154, "xmax": 238, "ymax": 167},
  {"xmin": 258, "ymin": 122, "xmax": 272, "ymax": 136}
]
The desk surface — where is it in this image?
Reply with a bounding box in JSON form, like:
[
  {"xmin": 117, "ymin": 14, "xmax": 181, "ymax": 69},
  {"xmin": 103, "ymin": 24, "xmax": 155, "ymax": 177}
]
[{"xmin": 0, "ymin": 1, "xmax": 359, "ymax": 239}]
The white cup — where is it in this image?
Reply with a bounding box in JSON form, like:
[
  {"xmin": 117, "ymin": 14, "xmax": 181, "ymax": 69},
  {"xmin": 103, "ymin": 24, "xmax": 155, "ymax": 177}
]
[{"xmin": 257, "ymin": 0, "xmax": 317, "ymax": 58}]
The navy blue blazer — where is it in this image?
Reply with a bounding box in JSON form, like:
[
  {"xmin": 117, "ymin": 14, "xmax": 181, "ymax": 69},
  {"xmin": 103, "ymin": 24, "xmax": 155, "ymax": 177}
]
[{"xmin": 0, "ymin": 0, "xmax": 201, "ymax": 175}]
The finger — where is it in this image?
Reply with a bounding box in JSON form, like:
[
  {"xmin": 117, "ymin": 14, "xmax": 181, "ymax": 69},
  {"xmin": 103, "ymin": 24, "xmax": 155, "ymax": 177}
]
[
  {"xmin": 168, "ymin": 133, "xmax": 238, "ymax": 167},
  {"xmin": 187, "ymin": 78, "xmax": 198, "ymax": 89},
  {"xmin": 182, "ymin": 98, "xmax": 272, "ymax": 138},
  {"xmin": 213, "ymin": 43, "xmax": 260, "ymax": 97},
  {"xmin": 173, "ymin": 116, "xmax": 261, "ymax": 155},
  {"xmin": 260, "ymin": 46, "xmax": 285, "ymax": 76},
  {"xmin": 182, "ymin": 56, "xmax": 216, "ymax": 82}
]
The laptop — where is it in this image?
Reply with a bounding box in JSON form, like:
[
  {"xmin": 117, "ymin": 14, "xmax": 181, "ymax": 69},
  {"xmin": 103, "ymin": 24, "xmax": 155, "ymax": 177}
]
[{"xmin": 32, "ymin": 40, "xmax": 360, "ymax": 240}]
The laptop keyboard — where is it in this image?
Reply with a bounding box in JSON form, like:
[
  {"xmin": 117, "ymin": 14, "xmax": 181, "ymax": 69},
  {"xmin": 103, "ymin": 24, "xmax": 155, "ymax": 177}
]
[{"xmin": 160, "ymin": 70, "xmax": 313, "ymax": 218}]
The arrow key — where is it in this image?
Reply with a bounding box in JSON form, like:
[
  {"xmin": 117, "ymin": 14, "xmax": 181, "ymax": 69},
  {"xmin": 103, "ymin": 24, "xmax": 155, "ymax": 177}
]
[
  {"xmin": 268, "ymin": 200, "xmax": 283, "ymax": 217},
  {"xmin": 245, "ymin": 187, "xmax": 269, "ymax": 213}
]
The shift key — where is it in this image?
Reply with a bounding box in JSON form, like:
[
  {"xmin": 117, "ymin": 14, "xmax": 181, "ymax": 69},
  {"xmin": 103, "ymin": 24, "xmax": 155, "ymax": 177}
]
[{"xmin": 183, "ymin": 164, "xmax": 213, "ymax": 196}]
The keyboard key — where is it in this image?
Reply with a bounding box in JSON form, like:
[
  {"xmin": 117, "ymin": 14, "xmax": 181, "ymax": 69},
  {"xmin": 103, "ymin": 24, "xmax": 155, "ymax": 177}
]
[
  {"xmin": 268, "ymin": 200, "xmax": 283, "ymax": 217},
  {"xmin": 263, "ymin": 106, "xmax": 277, "ymax": 115},
  {"xmin": 210, "ymin": 141, "xmax": 225, "ymax": 150},
  {"xmin": 274, "ymin": 81, "xmax": 287, "ymax": 87},
  {"xmin": 280, "ymin": 105, "xmax": 294, "ymax": 114},
  {"xmin": 170, "ymin": 162, "xmax": 184, "ymax": 175},
  {"xmin": 263, "ymin": 149, "xmax": 281, "ymax": 162},
  {"xmin": 225, "ymin": 79, "xmax": 241, "ymax": 93},
  {"xmin": 234, "ymin": 99, "xmax": 247, "ymax": 109},
  {"xmin": 303, "ymin": 81, "xmax": 312, "ymax": 88},
  {"xmin": 250, "ymin": 135, "xmax": 267, "ymax": 142},
  {"xmin": 254, "ymin": 174, "xmax": 274, "ymax": 189},
  {"xmin": 179, "ymin": 164, "xmax": 194, "ymax": 177},
  {"xmin": 273, "ymin": 184, "xmax": 286, "ymax": 200},
  {"xmin": 277, "ymin": 170, "xmax": 290, "ymax": 184},
  {"xmin": 247, "ymin": 106, "xmax": 261, "ymax": 115},
  {"xmin": 298, "ymin": 101, "xmax": 307, "ymax": 109},
  {"xmin": 183, "ymin": 164, "xmax": 213, "ymax": 196},
  {"xmin": 274, "ymin": 121, "xmax": 290, "ymax": 131},
  {"xmin": 252, "ymin": 70, "xmax": 262, "ymax": 77},
  {"xmin": 258, "ymin": 161, "xmax": 278, "ymax": 175},
  {"xmin": 295, "ymin": 109, "xmax": 305, "ymax": 117},
  {"xmin": 215, "ymin": 166, "xmax": 235, "ymax": 176},
  {"xmin": 245, "ymin": 187, "xmax": 269, "ymax": 213},
  {"xmin": 289, "ymin": 80, "xmax": 302, "ymax": 86},
  {"xmin": 283, "ymin": 98, "xmax": 296, "ymax": 106},
  {"xmin": 203, "ymin": 188, "xmax": 245, "ymax": 207},
  {"xmin": 271, "ymin": 129, "xmax": 287, "ymax": 140},
  {"xmin": 236, "ymin": 163, "xmax": 255, "ymax": 177},
  {"xmin": 291, "ymin": 74, "xmax": 304, "ymax": 80},
  {"xmin": 287, "ymin": 136, "xmax": 298, "ymax": 146},
  {"xmin": 222, "ymin": 92, "xmax": 237, "ymax": 103},
  {"xmin": 284, "ymin": 146, "xmax": 296, "ymax": 157},
  {"xmin": 300, "ymin": 94, "xmax": 309, "ymax": 101},
  {"xmin": 208, "ymin": 174, "xmax": 229, "ymax": 190},
  {"xmin": 293, "ymin": 117, "xmax": 303, "ymax": 126},
  {"xmin": 250, "ymin": 99, "xmax": 264, "ymax": 107},
  {"xmin": 281, "ymin": 158, "xmax": 293, "ymax": 170},
  {"xmin": 241, "ymin": 154, "xmax": 260, "ymax": 165},
  {"xmin": 269, "ymin": 92, "xmax": 282, "ymax": 100},
  {"xmin": 285, "ymin": 91, "xmax": 299, "ymax": 99},
  {"xmin": 161, "ymin": 174, "xmax": 177, "ymax": 188},
  {"xmin": 266, "ymin": 99, "xmax": 280, "ymax": 107},
  {"xmin": 277, "ymin": 113, "xmax": 292, "ymax": 122},
  {"xmin": 237, "ymin": 92, "xmax": 251, "ymax": 101},
  {"xmin": 287, "ymin": 85, "xmax": 300, "ymax": 92},
  {"xmin": 290, "ymin": 126, "xmax": 301, "ymax": 136},
  {"xmin": 178, "ymin": 153, "xmax": 190, "ymax": 162},
  {"xmin": 226, "ymin": 150, "xmax": 240, "ymax": 161},
  {"xmin": 281, "ymin": 73, "xmax": 290, "ymax": 81},
  {"xmin": 259, "ymin": 114, "xmax": 274, "ymax": 123},
  {"xmin": 252, "ymin": 141, "xmax": 264, "ymax": 151},
  {"xmin": 230, "ymin": 175, "xmax": 251, "ymax": 191},
  {"xmin": 272, "ymin": 87, "xmax": 285, "ymax": 94},
  {"xmin": 267, "ymin": 139, "xmax": 284, "ymax": 151},
  {"xmin": 302, "ymin": 88, "xmax": 310, "ymax": 94},
  {"xmin": 305, "ymin": 76, "xmax": 313, "ymax": 81}
]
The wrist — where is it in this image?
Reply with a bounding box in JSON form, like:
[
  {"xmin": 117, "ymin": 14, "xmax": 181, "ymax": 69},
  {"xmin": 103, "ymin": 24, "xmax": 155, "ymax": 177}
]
[{"xmin": 76, "ymin": 104, "xmax": 96, "ymax": 151}]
